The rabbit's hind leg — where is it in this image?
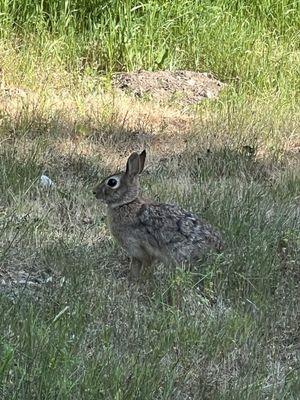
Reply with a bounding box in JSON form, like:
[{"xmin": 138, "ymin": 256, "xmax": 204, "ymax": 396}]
[{"xmin": 129, "ymin": 255, "xmax": 154, "ymax": 283}]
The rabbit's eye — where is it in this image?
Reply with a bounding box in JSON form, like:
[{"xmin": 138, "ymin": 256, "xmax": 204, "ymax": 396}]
[{"xmin": 107, "ymin": 177, "xmax": 119, "ymax": 188}]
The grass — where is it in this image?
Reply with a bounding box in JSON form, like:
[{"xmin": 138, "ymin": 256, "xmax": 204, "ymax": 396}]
[
  {"xmin": 1, "ymin": 0, "xmax": 300, "ymax": 98},
  {"xmin": 0, "ymin": 0, "xmax": 300, "ymax": 399},
  {"xmin": 0, "ymin": 93, "xmax": 299, "ymax": 399}
]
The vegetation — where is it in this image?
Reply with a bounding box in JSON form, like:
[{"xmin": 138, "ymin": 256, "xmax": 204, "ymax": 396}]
[
  {"xmin": 0, "ymin": 1, "xmax": 299, "ymax": 399},
  {"xmin": 1, "ymin": 0, "xmax": 300, "ymax": 95}
]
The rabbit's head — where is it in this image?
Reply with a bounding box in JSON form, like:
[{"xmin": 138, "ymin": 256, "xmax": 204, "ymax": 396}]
[{"xmin": 93, "ymin": 150, "xmax": 146, "ymax": 207}]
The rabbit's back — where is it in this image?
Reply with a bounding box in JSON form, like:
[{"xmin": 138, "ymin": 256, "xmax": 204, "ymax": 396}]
[{"xmin": 138, "ymin": 203, "xmax": 223, "ymax": 264}]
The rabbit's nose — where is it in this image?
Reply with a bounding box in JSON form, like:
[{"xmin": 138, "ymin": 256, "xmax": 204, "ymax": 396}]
[{"xmin": 92, "ymin": 188, "xmax": 97, "ymax": 195}]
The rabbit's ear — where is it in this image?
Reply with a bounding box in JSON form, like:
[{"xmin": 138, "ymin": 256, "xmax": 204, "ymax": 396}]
[
  {"xmin": 138, "ymin": 150, "xmax": 146, "ymax": 174},
  {"xmin": 125, "ymin": 152, "xmax": 140, "ymax": 178}
]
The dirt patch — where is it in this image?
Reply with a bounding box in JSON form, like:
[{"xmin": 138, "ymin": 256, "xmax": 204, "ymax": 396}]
[{"xmin": 113, "ymin": 70, "xmax": 225, "ymax": 105}]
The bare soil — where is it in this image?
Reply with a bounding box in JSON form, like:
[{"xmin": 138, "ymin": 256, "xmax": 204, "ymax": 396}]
[{"xmin": 113, "ymin": 70, "xmax": 225, "ymax": 105}]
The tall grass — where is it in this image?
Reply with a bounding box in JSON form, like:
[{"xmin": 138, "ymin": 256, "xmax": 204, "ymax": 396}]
[{"xmin": 1, "ymin": 0, "xmax": 299, "ymax": 96}]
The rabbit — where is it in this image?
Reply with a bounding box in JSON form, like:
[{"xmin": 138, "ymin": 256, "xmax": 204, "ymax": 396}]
[{"xmin": 93, "ymin": 150, "xmax": 224, "ymax": 280}]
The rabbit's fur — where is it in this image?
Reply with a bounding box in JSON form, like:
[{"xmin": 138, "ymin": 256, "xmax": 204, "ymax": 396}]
[{"xmin": 93, "ymin": 150, "xmax": 223, "ymax": 280}]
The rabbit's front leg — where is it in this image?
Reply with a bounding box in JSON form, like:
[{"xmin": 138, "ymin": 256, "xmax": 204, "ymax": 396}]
[{"xmin": 129, "ymin": 257, "xmax": 143, "ymax": 281}]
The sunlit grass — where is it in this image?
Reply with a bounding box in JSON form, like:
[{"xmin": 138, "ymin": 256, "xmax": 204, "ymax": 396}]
[{"xmin": 0, "ymin": 0, "xmax": 299, "ymax": 99}]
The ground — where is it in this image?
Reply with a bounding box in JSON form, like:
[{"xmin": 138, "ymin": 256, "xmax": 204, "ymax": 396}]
[
  {"xmin": 0, "ymin": 69, "xmax": 300, "ymax": 399},
  {"xmin": 113, "ymin": 70, "xmax": 225, "ymax": 105}
]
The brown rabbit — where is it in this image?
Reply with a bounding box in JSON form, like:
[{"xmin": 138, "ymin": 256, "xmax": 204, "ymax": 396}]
[{"xmin": 93, "ymin": 150, "xmax": 223, "ymax": 280}]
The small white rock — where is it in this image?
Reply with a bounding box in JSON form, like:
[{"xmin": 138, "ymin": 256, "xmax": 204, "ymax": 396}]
[{"xmin": 40, "ymin": 175, "xmax": 55, "ymax": 188}]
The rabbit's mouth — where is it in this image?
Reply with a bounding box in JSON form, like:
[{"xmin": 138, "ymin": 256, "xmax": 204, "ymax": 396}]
[{"xmin": 93, "ymin": 188, "xmax": 103, "ymax": 200}]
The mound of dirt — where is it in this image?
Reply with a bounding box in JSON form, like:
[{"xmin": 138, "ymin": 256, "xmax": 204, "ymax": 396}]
[{"xmin": 113, "ymin": 70, "xmax": 225, "ymax": 105}]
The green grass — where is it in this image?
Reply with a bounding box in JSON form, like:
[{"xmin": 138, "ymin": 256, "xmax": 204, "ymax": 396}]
[
  {"xmin": 0, "ymin": 104, "xmax": 299, "ymax": 398},
  {"xmin": 1, "ymin": 0, "xmax": 300, "ymax": 98},
  {"xmin": 0, "ymin": 0, "xmax": 300, "ymax": 398}
]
